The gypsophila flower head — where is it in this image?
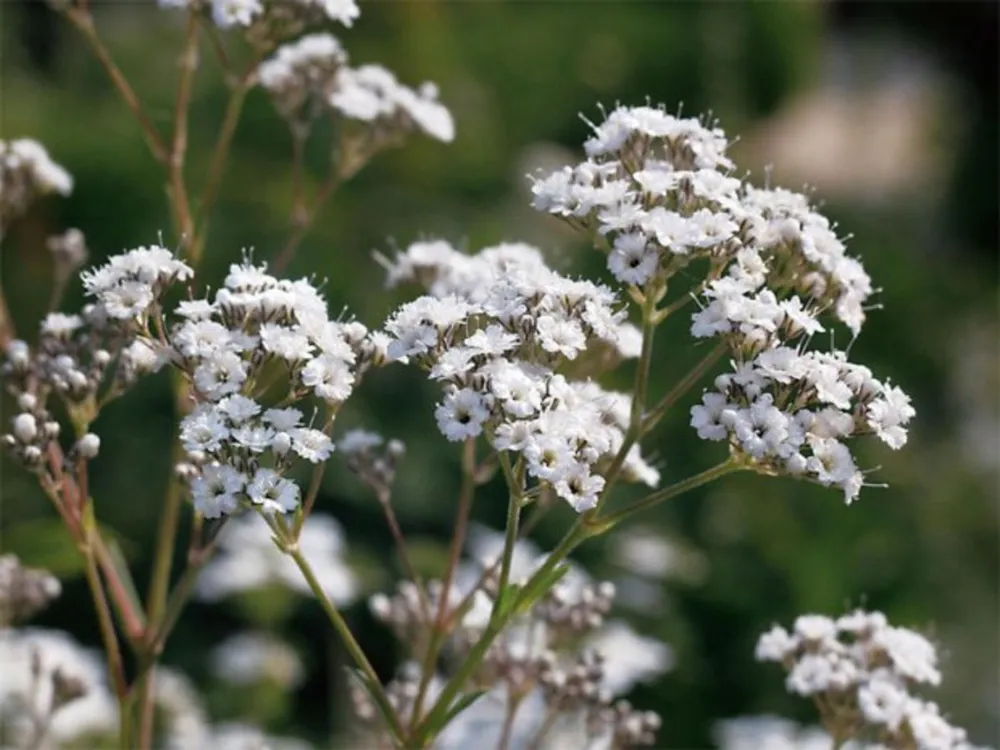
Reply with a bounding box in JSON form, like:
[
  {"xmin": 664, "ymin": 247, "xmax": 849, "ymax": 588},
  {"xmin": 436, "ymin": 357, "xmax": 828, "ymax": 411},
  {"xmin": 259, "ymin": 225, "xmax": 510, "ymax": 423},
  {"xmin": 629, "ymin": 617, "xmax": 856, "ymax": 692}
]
[
  {"xmin": 194, "ymin": 511, "xmax": 357, "ymax": 605},
  {"xmin": 527, "ymin": 103, "xmax": 912, "ymax": 503},
  {"xmin": 379, "ymin": 239, "xmax": 658, "ymax": 511},
  {"xmin": 755, "ymin": 610, "xmax": 984, "ymax": 750},
  {"xmin": 81, "ymin": 245, "xmax": 192, "ymax": 321},
  {"xmin": 330, "ymin": 65, "xmax": 454, "ymax": 144},
  {"xmin": 0, "ymin": 138, "xmax": 72, "ymax": 223},
  {"xmin": 258, "ymin": 32, "xmax": 348, "ymax": 119},
  {"xmin": 158, "ymin": 0, "xmax": 358, "ymax": 35},
  {"xmin": 97, "ymin": 250, "xmax": 387, "ymax": 520}
]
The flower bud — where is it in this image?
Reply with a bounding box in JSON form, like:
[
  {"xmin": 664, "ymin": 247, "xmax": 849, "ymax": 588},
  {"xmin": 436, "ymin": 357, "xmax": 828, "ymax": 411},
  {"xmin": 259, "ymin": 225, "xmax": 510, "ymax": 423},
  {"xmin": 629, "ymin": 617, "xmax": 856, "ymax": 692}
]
[
  {"xmin": 12, "ymin": 413, "xmax": 37, "ymax": 443},
  {"xmin": 76, "ymin": 433, "xmax": 100, "ymax": 459}
]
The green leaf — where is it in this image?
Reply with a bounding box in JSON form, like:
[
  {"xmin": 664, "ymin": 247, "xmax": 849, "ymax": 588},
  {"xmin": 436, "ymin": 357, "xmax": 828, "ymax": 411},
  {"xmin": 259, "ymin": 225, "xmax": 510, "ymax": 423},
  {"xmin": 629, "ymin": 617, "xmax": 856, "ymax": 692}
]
[
  {"xmin": 493, "ymin": 581, "xmax": 522, "ymax": 619},
  {"xmin": 2, "ymin": 518, "xmax": 134, "ymax": 580}
]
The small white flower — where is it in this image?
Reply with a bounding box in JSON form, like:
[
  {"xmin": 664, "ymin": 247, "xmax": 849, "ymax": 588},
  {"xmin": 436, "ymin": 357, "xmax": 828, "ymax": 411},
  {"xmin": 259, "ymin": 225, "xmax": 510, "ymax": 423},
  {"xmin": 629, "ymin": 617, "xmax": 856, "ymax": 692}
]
[
  {"xmin": 246, "ymin": 468, "xmax": 300, "ymax": 514},
  {"xmin": 217, "ymin": 395, "xmax": 262, "ymax": 424},
  {"xmin": 608, "ymin": 233, "xmax": 659, "ymax": 286},
  {"xmin": 301, "ymin": 353, "xmax": 355, "ymax": 402},
  {"xmin": 553, "ymin": 463, "xmax": 605, "ymax": 511},
  {"xmin": 435, "ymin": 388, "xmax": 490, "ymax": 441},
  {"xmin": 263, "ymin": 407, "xmax": 303, "ymax": 432},
  {"xmin": 289, "ymin": 427, "xmax": 334, "ymax": 463}
]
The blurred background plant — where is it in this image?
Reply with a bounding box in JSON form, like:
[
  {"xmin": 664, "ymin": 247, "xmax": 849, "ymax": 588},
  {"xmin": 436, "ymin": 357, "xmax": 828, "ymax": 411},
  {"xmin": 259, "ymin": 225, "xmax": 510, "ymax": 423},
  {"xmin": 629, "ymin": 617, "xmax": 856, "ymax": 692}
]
[{"xmin": 1, "ymin": 0, "xmax": 996, "ymax": 747}]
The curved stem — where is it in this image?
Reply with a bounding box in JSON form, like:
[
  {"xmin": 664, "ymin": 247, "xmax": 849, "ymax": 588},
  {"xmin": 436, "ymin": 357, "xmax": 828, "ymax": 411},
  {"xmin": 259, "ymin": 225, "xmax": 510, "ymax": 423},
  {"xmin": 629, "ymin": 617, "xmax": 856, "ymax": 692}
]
[
  {"xmin": 170, "ymin": 12, "xmax": 200, "ymax": 259},
  {"xmin": 598, "ymin": 459, "xmax": 739, "ymax": 528},
  {"xmin": 80, "ymin": 524, "xmax": 130, "ymax": 746},
  {"xmin": 491, "ymin": 454, "xmax": 524, "ymax": 620},
  {"xmin": 642, "ymin": 340, "xmax": 727, "ymax": 434},
  {"xmin": 272, "ymin": 172, "xmax": 341, "ymax": 274},
  {"xmin": 594, "ymin": 294, "xmax": 658, "ymax": 511},
  {"xmin": 413, "ymin": 520, "xmax": 592, "ymax": 747},
  {"xmin": 63, "ymin": 9, "xmax": 168, "ymax": 164},
  {"xmin": 282, "ymin": 525, "xmax": 405, "ymax": 745},
  {"xmin": 410, "ymin": 439, "xmax": 477, "ymax": 728}
]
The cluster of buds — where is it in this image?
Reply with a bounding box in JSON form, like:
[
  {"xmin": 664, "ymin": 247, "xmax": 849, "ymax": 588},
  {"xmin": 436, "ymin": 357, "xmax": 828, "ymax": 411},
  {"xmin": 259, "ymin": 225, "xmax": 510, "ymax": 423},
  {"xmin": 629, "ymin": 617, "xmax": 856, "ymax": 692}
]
[
  {"xmin": 587, "ymin": 699, "xmax": 664, "ymax": 749},
  {"xmin": 535, "ymin": 580, "xmax": 616, "ymax": 643},
  {"xmin": 368, "ymin": 581, "xmax": 431, "ymax": 644},
  {"xmin": 0, "ymin": 555, "xmax": 62, "ymax": 627},
  {"xmin": 338, "ymin": 429, "xmax": 405, "ymax": 501},
  {"xmin": 0, "ymin": 391, "xmax": 62, "ymax": 471},
  {"xmin": 46, "ymin": 228, "xmax": 89, "ymax": 297}
]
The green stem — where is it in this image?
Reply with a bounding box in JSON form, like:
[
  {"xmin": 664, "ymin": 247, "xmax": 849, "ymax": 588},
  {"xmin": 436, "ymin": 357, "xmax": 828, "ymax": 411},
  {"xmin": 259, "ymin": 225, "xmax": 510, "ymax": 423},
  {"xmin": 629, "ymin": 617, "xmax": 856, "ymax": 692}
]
[
  {"xmin": 594, "ymin": 295, "xmax": 658, "ymax": 511},
  {"xmin": 191, "ymin": 65, "xmax": 258, "ymax": 259},
  {"xmin": 80, "ymin": 531, "xmax": 130, "ymax": 744},
  {"xmin": 641, "ymin": 340, "xmax": 728, "ymax": 434},
  {"xmin": 491, "ymin": 454, "xmax": 523, "ymax": 620},
  {"xmin": 598, "ymin": 459, "xmax": 740, "ymax": 528},
  {"xmin": 280, "ymin": 520, "xmax": 405, "ymax": 745},
  {"xmin": 410, "ymin": 439, "xmax": 477, "ymax": 729},
  {"xmin": 413, "ymin": 520, "xmax": 591, "ymax": 747}
]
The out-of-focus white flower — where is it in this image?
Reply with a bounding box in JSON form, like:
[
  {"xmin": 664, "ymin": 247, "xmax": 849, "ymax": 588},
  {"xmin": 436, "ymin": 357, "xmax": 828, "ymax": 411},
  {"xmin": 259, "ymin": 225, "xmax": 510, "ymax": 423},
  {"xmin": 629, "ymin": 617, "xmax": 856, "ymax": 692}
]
[
  {"xmin": 713, "ymin": 716, "xmax": 845, "ymax": 750},
  {"xmin": 756, "ymin": 610, "xmax": 980, "ymax": 749},
  {"xmin": 586, "ymin": 621, "xmax": 674, "ymax": 694},
  {"xmin": 210, "ymin": 631, "xmax": 305, "ymax": 688},
  {"xmin": 194, "ymin": 512, "xmax": 357, "ymax": 605},
  {"xmin": 0, "ymin": 628, "xmax": 118, "ymax": 744}
]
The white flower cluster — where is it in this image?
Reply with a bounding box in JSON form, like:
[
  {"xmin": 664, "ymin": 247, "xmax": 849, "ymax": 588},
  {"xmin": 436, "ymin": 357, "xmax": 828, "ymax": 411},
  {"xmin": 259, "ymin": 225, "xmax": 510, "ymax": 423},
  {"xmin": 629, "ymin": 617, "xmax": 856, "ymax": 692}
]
[
  {"xmin": 81, "ymin": 244, "xmax": 194, "ymax": 321},
  {"xmin": 530, "ymin": 106, "xmax": 871, "ymax": 331},
  {"xmin": 756, "ymin": 611, "xmax": 986, "ymax": 750},
  {"xmin": 195, "ymin": 511, "xmax": 357, "ymax": 605},
  {"xmin": 0, "ymin": 627, "xmax": 118, "ymax": 746},
  {"xmin": 136, "ymin": 253, "xmax": 380, "ymax": 518},
  {"xmin": 157, "ymin": 0, "xmax": 359, "ymax": 32},
  {"xmin": 257, "ymin": 32, "xmax": 454, "ymax": 143},
  {"xmin": 0, "ymin": 138, "xmax": 73, "ymax": 222},
  {"xmin": 690, "ymin": 344, "xmax": 915, "ymax": 502},
  {"xmin": 530, "ymin": 105, "xmax": 913, "ymax": 503},
  {"xmin": 381, "ymin": 240, "xmax": 657, "ymax": 511}
]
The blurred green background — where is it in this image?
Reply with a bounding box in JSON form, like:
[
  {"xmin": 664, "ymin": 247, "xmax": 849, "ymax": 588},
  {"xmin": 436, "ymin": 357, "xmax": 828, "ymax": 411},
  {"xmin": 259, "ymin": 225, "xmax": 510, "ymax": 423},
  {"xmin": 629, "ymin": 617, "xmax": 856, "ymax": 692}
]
[{"xmin": 2, "ymin": 0, "xmax": 997, "ymax": 746}]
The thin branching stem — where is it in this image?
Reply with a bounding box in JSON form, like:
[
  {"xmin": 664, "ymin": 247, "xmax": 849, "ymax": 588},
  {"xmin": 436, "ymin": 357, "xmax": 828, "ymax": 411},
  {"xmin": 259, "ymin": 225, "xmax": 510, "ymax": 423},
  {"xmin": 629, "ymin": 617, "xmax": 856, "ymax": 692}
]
[
  {"xmin": 63, "ymin": 9, "xmax": 168, "ymax": 164},
  {"xmin": 271, "ymin": 515, "xmax": 406, "ymax": 745},
  {"xmin": 410, "ymin": 438, "xmax": 478, "ymax": 729}
]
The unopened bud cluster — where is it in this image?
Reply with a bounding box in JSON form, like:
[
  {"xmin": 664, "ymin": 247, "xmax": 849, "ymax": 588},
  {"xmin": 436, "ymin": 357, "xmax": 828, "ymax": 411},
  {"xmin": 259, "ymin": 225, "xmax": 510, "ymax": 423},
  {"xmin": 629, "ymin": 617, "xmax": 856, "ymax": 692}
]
[
  {"xmin": 47, "ymin": 228, "xmax": 89, "ymax": 280},
  {"xmin": 0, "ymin": 555, "xmax": 62, "ymax": 626},
  {"xmin": 338, "ymin": 429, "xmax": 405, "ymax": 500},
  {"xmin": 0, "ymin": 392, "xmax": 61, "ymax": 471},
  {"xmin": 535, "ymin": 580, "xmax": 616, "ymax": 642}
]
